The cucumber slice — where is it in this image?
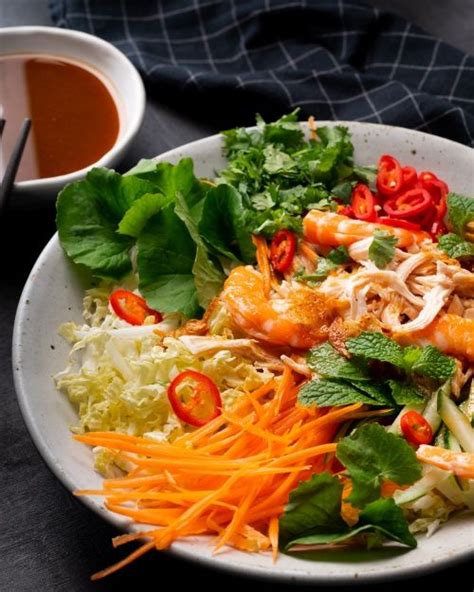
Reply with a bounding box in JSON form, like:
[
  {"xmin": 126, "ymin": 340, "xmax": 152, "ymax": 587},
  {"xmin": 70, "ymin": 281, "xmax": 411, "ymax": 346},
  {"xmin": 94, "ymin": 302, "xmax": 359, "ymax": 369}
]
[
  {"xmin": 394, "ymin": 467, "xmax": 450, "ymax": 506},
  {"xmin": 438, "ymin": 391, "xmax": 474, "ymax": 452},
  {"xmin": 423, "ymin": 384, "xmax": 448, "ymax": 433},
  {"xmin": 459, "ymin": 379, "xmax": 474, "ymax": 425},
  {"xmin": 436, "ymin": 476, "xmax": 465, "ymax": 505}
]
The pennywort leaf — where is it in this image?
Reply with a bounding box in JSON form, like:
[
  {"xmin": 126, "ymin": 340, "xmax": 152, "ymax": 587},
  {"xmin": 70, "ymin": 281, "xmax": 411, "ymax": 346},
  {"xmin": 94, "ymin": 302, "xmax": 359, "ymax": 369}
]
[
  {"xmin": 336, "ymin": 424, "xmax": 422, "ymax": 507},
  {"xmin": 279, "ymin": 473, "xmax": 345, "ymax": 548}
]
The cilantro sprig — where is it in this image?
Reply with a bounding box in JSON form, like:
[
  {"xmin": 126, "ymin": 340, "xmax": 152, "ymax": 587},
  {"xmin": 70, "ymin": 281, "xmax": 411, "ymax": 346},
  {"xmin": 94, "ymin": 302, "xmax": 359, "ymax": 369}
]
[{"xmin": 368, "ymin": 230, "xmax": 397, "ymax": 268}]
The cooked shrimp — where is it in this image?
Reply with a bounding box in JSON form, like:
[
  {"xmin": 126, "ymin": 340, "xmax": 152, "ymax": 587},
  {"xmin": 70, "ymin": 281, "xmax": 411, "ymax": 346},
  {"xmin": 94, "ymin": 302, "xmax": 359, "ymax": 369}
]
[
  {"xmin": 221, "ymin": 266, "xmax": 341, "ymax": 348},
  {"xmin": 303, "ymin": 210, "xmax": 428, "ymax": 248},
  {"xmin": 399, "ymin": 314, "xmax": 474, "ymax": 362},
  {"xmin": 416, "ymin": 445, "xmax": 474, "ymax": 479}
]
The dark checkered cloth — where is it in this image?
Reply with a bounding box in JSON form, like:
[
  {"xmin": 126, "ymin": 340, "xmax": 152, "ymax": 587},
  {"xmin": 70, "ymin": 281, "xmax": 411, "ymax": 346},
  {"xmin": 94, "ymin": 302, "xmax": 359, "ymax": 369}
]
[{"xmin": 50, "ymin": 0, "xmax": 474, "ymax": 146}]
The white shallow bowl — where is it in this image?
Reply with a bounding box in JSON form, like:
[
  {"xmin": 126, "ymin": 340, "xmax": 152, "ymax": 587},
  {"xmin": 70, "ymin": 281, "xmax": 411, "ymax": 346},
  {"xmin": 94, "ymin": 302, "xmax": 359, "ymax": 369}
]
[
  {"xmin": 0, "ymin": 26, "xmax": 145, "ymax": 204},
  {"xmin": 13, "ymin": 122, "xmax": 474, "ymax": 584}
]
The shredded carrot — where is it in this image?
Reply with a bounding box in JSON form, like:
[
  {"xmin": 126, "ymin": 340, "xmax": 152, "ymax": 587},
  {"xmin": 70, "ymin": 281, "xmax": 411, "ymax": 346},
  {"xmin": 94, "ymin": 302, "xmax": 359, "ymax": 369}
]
[
  {"xmin": 299, "ymin": 241, "xmax": 318, "ymax": 265},
  {"xmin": 269, "ymin": 517, "xmax": 279, "ymax": 563},
  {"xmin": 252, "ymin": 234, "xmax": 273, "ymax": 297},
  {"xmin": 75, "ymin": 373, "xmax": 362, "ymax": 579},
  {"xmin": 308, "ymin": 115, "xmax": 318, "ymax": 140}
]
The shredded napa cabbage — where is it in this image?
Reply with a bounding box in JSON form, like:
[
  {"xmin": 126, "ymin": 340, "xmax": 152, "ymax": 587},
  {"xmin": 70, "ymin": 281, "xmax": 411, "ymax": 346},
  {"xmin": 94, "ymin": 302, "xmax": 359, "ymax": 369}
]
[{"xmin": 55, "ymin": 284, "xmax": 274, "ymax": 474}]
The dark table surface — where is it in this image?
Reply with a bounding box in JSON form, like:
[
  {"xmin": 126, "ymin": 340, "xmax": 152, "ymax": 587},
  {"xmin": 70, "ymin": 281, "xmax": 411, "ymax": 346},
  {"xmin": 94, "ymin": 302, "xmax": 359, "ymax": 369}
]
[{"xmin": 1, "ymin": 1, "xmax": 473, "ymax": 591}]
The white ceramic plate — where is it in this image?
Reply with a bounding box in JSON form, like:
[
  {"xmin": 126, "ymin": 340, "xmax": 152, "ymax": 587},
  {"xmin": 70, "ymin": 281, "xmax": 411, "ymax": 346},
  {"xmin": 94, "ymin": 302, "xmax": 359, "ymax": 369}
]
[{"xmin": 13, "ymin": 122, "xmax": 474, "ymax": 584}]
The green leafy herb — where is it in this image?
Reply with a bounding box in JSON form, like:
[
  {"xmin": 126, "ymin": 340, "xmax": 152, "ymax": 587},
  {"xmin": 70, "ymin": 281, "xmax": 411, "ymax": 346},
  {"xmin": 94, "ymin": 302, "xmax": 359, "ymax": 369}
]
[
  {"xmin": 347, "ymin": 332, "xmax": 405, "ymax": 367},
  {"xmin": 137, "ymin": 203, "xmax": 201, "ymax": 318},
  {"xmin": 438, "ymin": 233, "xmax": 474, "ymax": 260},
  {"xmin": 56, "ymin": 168, "xmax": 155, "ymax": 279},
  {"xmin": 298, "ymin": 378, "xmax": 387, "ymax": 407},
  {"xmin": 327, "ymin": 245, "xmax": 350, "ymax": 264},
  {"xmin": 336, "ymin": 424, "xmax": 422, "ymax": 507},
  {"xmin": 174, "ymin": 191, "xmax": 226, "ymax": 309},
  {"xmin": 347, "ymin": 332, "xmax": 455, "ymax": 380},
  {"xmin": 330, "ymin": 181, "xmax": 354, "ymax": 204},
  {"xmin": 219, "ymin": 110, "xmax": 355, "ymax": 236},
  {"xmin": 408, "ymin": 345, "xmax": 456, "ymax": 381},
  {"xmin": 446, "ymin": 192, "xmax": 474, "ymax": 237},
  {"xmin": 307, "ymin": 343, "xmax": 369, "ymax": 381},
  {"xmin": 117, "ymin": 193, "xmax": 171, "ymax": 238},
  {"xmin": 285, "ymin": 498, "xmax": 416, "ymax": 550},
  {"xmin": 198, "ymin": 185, "xmax": 255, "ymax": 263},
  {"xmin": 387, "ymin": 380, "xmax": 424, "ymax": 406},
  {"xmin": 279, "ymin": 473, "xmax": 345, "ymax": 548},
  {"xmin": 368, "ymin": 230, "xmax": 397, "ymax": 268},
  {"xmin": 295, "ymin": 257, "xmax": 341, "ymax": 283}
]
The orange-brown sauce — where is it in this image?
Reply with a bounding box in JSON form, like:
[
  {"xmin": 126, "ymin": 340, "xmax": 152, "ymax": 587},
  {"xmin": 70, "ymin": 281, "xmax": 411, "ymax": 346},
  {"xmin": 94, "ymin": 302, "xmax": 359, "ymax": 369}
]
[{"xmin": 0, "ymin": 54, "xmax": 120, "ymax": 181}]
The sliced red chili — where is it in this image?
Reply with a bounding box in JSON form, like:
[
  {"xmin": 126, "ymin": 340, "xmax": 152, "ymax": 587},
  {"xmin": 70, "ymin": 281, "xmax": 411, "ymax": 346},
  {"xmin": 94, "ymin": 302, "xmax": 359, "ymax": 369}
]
[
  {"xmin": 270, "ymin": 229, "xmax": 297, "ymax": 273},
  {"xmin": 383, "ymin": 188, "xmax": 432, "ymax": 219},
  {"xmin": 167, "ymin": 370, "xmax": 222, "ymax": 427},
  {"xmin": 430, "ymin": 219, "xmax": 448, "ymax": 239},
  {"xmin": 337, "ymin": 204, "xmax": 354, "ymax": 218},
  {"xmin": 351, "ymin": 184, "xmax": 377, "ymax": 222},
  {"xmin": 376, "ymin": 155, "xmax": 403, "ymax": 197},
  {"xmin": 109, "ymin": 289, "xmax": 162, "ymax": 326},
  {"xmin": 400, "ymin": 411, "xmax": 433, "ymax": 446},
  {"xmin": 401, "ymin": 166, "xmax": 418, "ymax": 190},
  {"xmin": 419, "ymin": 171, "xmax": 449, "ymax": 204},
  {"xmin": 377, "ymin": 217, "xmax": 421, "ymax": 232}
]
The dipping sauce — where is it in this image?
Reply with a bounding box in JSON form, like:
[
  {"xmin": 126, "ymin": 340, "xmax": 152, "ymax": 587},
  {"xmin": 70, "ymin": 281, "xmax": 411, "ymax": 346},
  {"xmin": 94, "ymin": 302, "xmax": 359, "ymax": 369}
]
[{"xmin": 0, "ymin": 54, "xmax": 120, "ymax": 181}]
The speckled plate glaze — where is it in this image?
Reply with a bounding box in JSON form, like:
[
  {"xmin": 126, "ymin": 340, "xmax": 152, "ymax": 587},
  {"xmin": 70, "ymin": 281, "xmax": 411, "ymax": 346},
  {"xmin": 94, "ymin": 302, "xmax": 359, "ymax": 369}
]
[{"xmin": 13, "ymin": 122, "xmax": 474, "ymax": 584}]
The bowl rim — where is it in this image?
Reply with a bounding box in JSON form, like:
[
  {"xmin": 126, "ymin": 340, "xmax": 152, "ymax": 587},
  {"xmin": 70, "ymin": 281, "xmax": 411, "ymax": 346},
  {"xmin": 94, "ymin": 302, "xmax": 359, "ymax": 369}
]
[
  {"xmin": 12, "ymin": 121, "xmax": 474, "ymax": 584},
  {"xmin": 0, "ymin": 25, "xmax": 146, "ymax": 189}
]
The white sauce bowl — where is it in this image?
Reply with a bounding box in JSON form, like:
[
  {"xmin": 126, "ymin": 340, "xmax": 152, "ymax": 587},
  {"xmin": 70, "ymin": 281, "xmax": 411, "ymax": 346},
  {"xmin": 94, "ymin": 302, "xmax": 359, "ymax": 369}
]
[{"xmin": 0, "ymin": 26, "xmax": 145, "ymax": 204}]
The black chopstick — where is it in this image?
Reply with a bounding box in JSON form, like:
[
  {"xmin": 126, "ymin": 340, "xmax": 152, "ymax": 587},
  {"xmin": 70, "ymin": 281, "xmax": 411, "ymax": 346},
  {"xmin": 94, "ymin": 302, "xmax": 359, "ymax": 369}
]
[{"xmin": 0, "ymin": 118, "xmax": 31, "ymax": 216}]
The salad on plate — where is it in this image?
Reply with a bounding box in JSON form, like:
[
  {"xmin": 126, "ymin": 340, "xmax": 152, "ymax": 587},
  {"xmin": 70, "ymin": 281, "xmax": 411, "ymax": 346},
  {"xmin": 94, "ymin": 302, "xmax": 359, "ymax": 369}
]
[{"xmin": 54, "ymin": 111, "xmax": 474, "ymax": 579}]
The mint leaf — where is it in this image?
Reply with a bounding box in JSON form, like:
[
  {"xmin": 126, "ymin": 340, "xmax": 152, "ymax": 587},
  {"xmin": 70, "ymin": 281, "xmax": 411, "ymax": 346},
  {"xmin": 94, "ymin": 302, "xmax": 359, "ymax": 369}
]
[
  {"xmin": 409, "ymin": 345, "xmax": 455, "ymax": 381},
  {"xmin": 286, "ymin": 498, "xmax": 416, "ymax": 550},
  {"xmin": 347, "ymin": 332, "xmax": 454, "ymax": 382},
  {"xmin": 353, "ymin": 381, "xmax": 393, "ymax": 406},
  {"xmin": 327, "ymin": 245, "xmax": 350, "ymax": 264},
  {"xmin": 368, "ymin": 230, "xmax": 397, "ymax": 268},
  {"xmin": 307, "ymin": 343, "xmax": 369, "ymax": 381},
  {"xmin": 446, "ymin": 192, "xmax": 474, "ymax": 237},
  {"xmin": 336, "ymin": 424, "xmax": 421, "ymax": 508},
  {"xmin": 279, "ymin": 473, "xmax": 345, "ymax": 548},
  {"xmin": 298, "ymin": 378, "xmax": 386, "ymax": 407},
  {"xmin": 347, "ymin": 332, "xmax": 405, "ymax": 367},
  {"xmin": 438, "ymin": 233, "xmax": 474, "ymax": 260},
  {"xmin": 388, "ymin": 380, "xmax": 424, "ymax": 405}
]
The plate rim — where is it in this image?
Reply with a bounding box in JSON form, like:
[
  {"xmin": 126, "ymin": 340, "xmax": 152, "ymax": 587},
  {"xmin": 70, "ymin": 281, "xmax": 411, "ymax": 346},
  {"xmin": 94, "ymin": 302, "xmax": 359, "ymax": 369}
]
[{"xmin": 12, "ymin": 120, "xmax": 474, "ymax": 584}]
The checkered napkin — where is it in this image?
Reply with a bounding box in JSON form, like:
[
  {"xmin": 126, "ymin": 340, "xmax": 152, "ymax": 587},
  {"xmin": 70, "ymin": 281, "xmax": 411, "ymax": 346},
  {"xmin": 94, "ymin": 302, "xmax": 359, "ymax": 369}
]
[{"xmin": 50, "ymin": 0, "xmax": 474, "ymax": 146}]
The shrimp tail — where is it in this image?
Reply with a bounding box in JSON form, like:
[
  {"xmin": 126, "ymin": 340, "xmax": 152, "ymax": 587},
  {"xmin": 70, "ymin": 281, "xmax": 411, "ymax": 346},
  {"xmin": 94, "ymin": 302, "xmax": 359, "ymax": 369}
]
[
  {"xmin": 417, "ymin": 445, "xmax": 474, "ymax": 479},
  {"xmin": 303, "ymin": 210, "xmax": 428, "ymax": 248},
  {"xmin": 397, "ymin": 314, "xmax": 474, "ymax": 363}
]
